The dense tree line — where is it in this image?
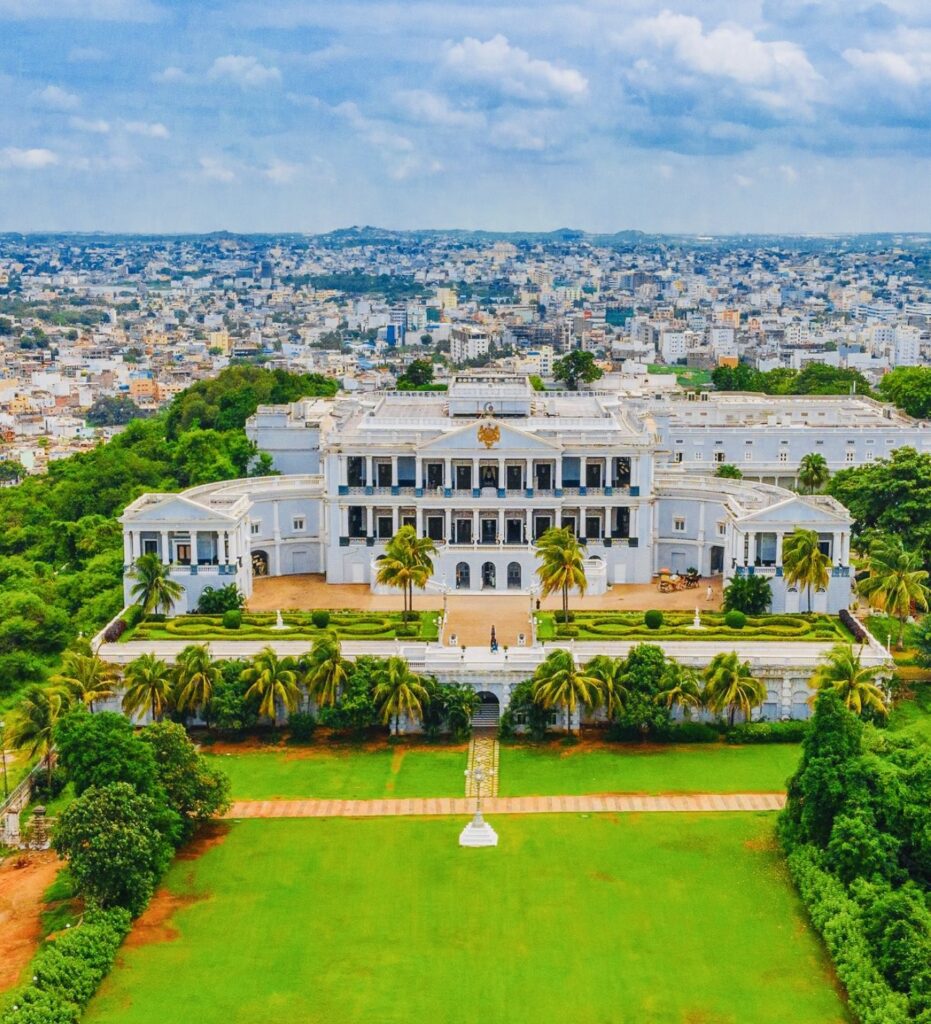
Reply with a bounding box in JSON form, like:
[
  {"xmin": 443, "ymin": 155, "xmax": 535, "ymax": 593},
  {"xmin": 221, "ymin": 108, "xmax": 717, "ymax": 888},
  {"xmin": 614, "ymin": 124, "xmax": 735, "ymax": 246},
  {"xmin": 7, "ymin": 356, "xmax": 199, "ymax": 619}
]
[{"xmin": 711, "ymin": 362, "xmax": 873, "ymax": 396}]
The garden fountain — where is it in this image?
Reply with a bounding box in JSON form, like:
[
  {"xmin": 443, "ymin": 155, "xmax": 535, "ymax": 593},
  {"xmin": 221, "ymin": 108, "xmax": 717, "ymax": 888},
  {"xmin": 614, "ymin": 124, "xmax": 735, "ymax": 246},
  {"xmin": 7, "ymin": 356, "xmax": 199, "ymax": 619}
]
[
  {"xmin": 271, "ymin": 610, "xmax": 290, "ymax": 631},
  {"xmin": 690, "ymin": 607, "xmax": 704, "ymax": 630}
]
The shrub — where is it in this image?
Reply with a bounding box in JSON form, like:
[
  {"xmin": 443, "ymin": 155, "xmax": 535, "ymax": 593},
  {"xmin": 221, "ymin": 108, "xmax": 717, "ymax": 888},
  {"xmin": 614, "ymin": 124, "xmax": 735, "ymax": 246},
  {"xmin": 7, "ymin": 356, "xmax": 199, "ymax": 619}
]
[
  {"xmin": 222, "ymin": 609, "xmax": 242, "ymax": 630},
  {"xmin": 644, "ymin": 609, "xmax": 664, "ymax": 630},
  {"xmin": 724, "ymin": 609, "xmax": 747, "ymax": 630},
  {"xmin": 288, "ymin": 711, "xmax": 317, "ymax": 742},
  {"xmin": 667, "ymin": 721, "xmax": 722, "ymax": 743},
  {"xmin": 840, "ymin": 608, "xmax": 869, "ymax": 643},
  {"xmin": 554, "ymin": 610, "xmax": 575, "ymax": 624},
  {"xmin": 394, "ymin": 624, "xmax": 418, "ymax": 638},
  {"xmin": 102, "ymin": 618, "xmax": 127, "ymax": 643},
  {"xmin": 723, "ymin": 575, "xmax": 772, "ymax": 615},
  {"xmin": 311, "ymin": 609, "xmax": 331, "ymax": 629},
  {"xmin": 558, "ymin": 625, "xmax": 579, "ymax": 638},
  {"xmin": 196, "ymin": 584, "xmax": 245, "ymax": 614},
  {"xmin": 147, "ymin": 613, "xmax": 166, "ymax": 623},
  {"xmin": 727, "ymin": 720, "xmax": 809, "ymax": 744},
  {"xmin": 123, "ymin": 604, "xmax": 144, "ymax": 629}
]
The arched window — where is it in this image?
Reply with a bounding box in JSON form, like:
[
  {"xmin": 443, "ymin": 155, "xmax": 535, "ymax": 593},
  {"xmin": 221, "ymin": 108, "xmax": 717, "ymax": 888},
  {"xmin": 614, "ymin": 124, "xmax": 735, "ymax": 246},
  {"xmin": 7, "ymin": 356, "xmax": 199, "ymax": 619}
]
[
  {"xmin": 455, "ymin": 562, "xmax": 470, "ymax": 590},
  {"xmin": 507, "ymin": 562, "xmax": 521, "ymax": 589},
  {"xmin": 482, "ymin": 562, "xmax": 496, "ymax": 589},
  {"xmin": 252, "ymin": 550, "xmax": 269, "ymax": 576}
]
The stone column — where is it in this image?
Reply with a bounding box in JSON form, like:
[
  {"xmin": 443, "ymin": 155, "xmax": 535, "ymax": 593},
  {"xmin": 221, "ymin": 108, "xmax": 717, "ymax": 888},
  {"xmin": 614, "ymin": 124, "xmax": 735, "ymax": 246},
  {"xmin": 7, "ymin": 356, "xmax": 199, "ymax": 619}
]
[
  {"xmin": 580, "ymin": 455, "xmax": 588, "ymax": 488},
  {"xmin": 445, "ymin": 507, "xmax": 451, "ymax": 541},
  {"xmin": 160, "ymin": 529, "xmax": 170, "ymax": 564},
  {"xmin": 191, "ymin": 530, "xmax": 199, "ymax": 566},
  {"xmin": 472, "ymin": 457, "xmax": 480, "ymax": 490},
  {"xmin": 498, "ymin": 458, "xmax": 505, "ymax": 490},
  {"xmin": 123, "ymin": 530, "xmax": 133, "ymax": 565},
  {"xmin": 391, "ymin": 506, "xmax": 399, "ymax": 533},
  {"xmin": 338, "ymin": 457, "xmax": 348, "ymax": 487},
  {"xmin": 775, "ymin": 532, "xmax": 784, "ymax": 565},
  {"xmin": 366, "ymin": 505, "xmax": 374, "ymax": 537},
  {"xmin": 444, "ymin": 457, "xmax": 452, "ymax": 489},
  {"xmin": 497, "ymin": 508, "xmax": 504, "ymax": 543},
  {"xmin": 415, "ymin": 457, "xmax": 423, "ymax": 489},
  {"xmin": 415, "ymin": 506, "xmax": 423, "ymax": 535},
  {"xmin": 555, "ymin": 457, "xmax": 563, "ymax": 491},
  {"xmin": 472, "ymin": 509, "xmax": 478, "ymax": 543},
  {"xmin": 365, "ymin": 455, "xmax": 373, "ymax": 487},
  {"xmin": 390, "ymin": 456, "xmax": 398, "ymax": 487}
]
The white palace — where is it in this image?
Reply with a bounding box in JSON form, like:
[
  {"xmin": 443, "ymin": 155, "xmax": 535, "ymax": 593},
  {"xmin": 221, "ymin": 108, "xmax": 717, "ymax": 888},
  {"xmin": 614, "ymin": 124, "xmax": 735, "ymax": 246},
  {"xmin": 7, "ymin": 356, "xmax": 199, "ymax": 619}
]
[{"xmin": 120, "ymin": 375, "xmax": 855, "ymax": 615}]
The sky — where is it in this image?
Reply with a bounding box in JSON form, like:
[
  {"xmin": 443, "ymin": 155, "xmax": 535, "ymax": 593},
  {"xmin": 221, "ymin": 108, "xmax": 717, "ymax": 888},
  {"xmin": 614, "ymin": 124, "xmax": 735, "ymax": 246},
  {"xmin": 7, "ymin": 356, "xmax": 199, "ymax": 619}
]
[{"xmin": 1, "ymin": 0, "xmax": 931, "ymax": 234}]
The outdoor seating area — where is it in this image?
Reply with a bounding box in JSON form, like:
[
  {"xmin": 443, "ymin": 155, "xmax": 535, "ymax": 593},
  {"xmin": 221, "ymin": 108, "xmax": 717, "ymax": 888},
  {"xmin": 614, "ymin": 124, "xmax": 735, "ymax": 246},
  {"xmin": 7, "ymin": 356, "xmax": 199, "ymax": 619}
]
[{"xmin": 657, "ymin": 568, "xmax": 702, "ymax": 592}]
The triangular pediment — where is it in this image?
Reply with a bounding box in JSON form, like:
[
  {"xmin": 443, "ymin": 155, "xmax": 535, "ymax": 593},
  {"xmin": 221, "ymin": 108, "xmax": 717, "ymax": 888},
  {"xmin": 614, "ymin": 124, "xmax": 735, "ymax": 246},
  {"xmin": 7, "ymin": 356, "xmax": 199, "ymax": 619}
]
[
  {"xmin": 122, "ymin": 494, "xmax": 238, "ymax": 525},
  {"xmin": 736, "ymin": 496, "xmax": 850, "ymax": 526},
  {"xmin": 418, "ymin": 418, "xmax": 560, "ymax": 453}
]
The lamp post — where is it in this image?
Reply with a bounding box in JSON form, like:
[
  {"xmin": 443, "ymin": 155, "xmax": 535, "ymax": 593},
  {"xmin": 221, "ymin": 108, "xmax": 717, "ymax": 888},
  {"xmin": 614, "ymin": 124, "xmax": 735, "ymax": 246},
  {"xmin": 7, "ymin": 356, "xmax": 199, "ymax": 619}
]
[
  {"xmin": 460, "ymin": 762, "xmax": 498, "ymax": 847},
  {"xmin": 0, "ymin": 719, "xmax": 8, "ymax": 801}
]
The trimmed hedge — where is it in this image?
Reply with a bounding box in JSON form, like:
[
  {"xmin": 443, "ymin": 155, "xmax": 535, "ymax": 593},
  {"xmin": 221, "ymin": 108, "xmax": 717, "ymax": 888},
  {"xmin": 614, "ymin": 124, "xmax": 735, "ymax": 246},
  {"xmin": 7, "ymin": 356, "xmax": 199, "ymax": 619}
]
[
  {"xmin": 1, "ymin": 907, "xmax": 132, "ymax": 1024},
  {"xmin": 548, "ymin": 610, "xmax": 849, "ymax": 642},
  {"xmin": 644, "ymin": 610, "xmax": 663, "ymax": 630},
  {"xmin": 101, "ymin": 619, "xmax": 127, "ymax": 643},
  {"xmin": 723, "ymin": 609, "xmax": 746, "ymax": 630},
  {"xmin": 840, "ymin": 608, "xmax": 870, "ymax": 644},
  {"xmin": 222, "ymin": 610, "xmax": 242, "ymax": 630},
  {"xmin": 726, "ymin": 720, "xmax": 810, "ymax": 744},
  {"xmin": 786, "ymin": 846, "xmax": 910, "ymax": 1024}
]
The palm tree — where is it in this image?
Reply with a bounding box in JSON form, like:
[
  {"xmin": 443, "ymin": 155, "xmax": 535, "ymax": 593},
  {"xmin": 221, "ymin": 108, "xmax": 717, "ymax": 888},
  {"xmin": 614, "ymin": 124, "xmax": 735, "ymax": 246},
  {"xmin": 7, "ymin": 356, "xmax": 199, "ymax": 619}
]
[
  {"xmin": 783, "ymin": 528, "xmax": 832, "ymax": 613},
  {"xmin": 535, "ymin": 526, "xmax": 587, "ymax": 621},
  {"xmin": 798, "ymin": 452, "xmax": 830, "ymax": 495},
  {"xmin": 122, "ymin": 652, "xmax": 174, "ymax": 721},
  {"xmin": 173, "ymin": 644, "xmax": 221, "ymax": 718},
  {"xmin": 302, "ymin": 632, "xmax": 349, "ymax": 709},
  {"xmin": 128, "ymin": 552, "xmax": 184, "ymax": 615},
  {"xmin": 374, "ymin": 525, "xmax": 437, "ymax": 621},
  {"xmin": 241, "ymin": 648, "xmax": 301, "ymax": 722},
  {"xmin": 7, "ymin": 685, "xmax": 72, "ymax": 787},
  {"xmin": 655, "ymin": 662, "xmax": 704, "ymax": 719},
  {"xmin": 373, "ymin": 656, "xmax": 431, "ymax": 735},
  {"xmin": 703, "ymin": 651, "xmax": 766, "ymax": 726},
  {"xmin": 584, "ymin": 654, "xmax": 628, "ymax": 721},
  {"xmin": 51, "ymin": 651, "xmax": 119, "ymax": 712},
  {"xmin": 811, "ymin": 644, "xmax": 887, "ymax": 717},
  {"xmin": 858, "ymin": 535, "xmax": 930, "ymax": 649},
  {"xmin": 531, "ymin": 648, "xmax": 601, "ymax": 737}
]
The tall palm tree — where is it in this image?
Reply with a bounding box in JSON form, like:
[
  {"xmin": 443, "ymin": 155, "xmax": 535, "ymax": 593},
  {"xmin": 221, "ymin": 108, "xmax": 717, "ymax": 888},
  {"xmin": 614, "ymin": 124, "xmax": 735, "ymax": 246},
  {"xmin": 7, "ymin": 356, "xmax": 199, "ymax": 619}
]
[
  {"xmin": 374, "ymin": 525, "xmax": 437, "ymax": 620},
  {"xmin": 811, "ymin": 644, "xmax": 887, "ymax": 717},
  {"xmin": 373, "ymin": 656, "xmax": 431, "ymax": 735},
  {"xmin": 302, "ymin": 632, "xmax": 349, "ymax": 709},
  {"xmin": 858, "ymin": 535, "xmax": 930, "ymax": 649},
  {"xmin": 703, "ymin": 651, "xmax": 766, "ymax": 726},
  {"xmin": 655, "ymin": 662, "xmax": 704, "ymax": 719},
  {"xmin": 7, "ymin": 685, "xmax": 72, "ymax": 787},
  {"xmin": 535, "ymin": 526, "xmax": 587, "ymax": 620},
  {"xmin": 241, "ymin": 648, "xmax": 301, "ymax": 722},
  {"xmin": 122, "ymin": 652, "xmax": 174, "ymax": 722},
  {"xmin": 50, "ymin": 651, "xmax": 119, "ymax": 712},
  {"xmin": 783, "ymin": 528, "xmax": 832, "ymax": 613},
  {"xmin": 584, "ymin": 654, "xmax": 628, "ymax": 722},
  {"xmin": 531, "ymin": 648, "xmax": 601, "ymax": 737},
  {"xmin": 173, "ymin": 644, "xmax": 221, "ymax": 718},
  {"xmin": 798, "ymin": 452, "xmax": 830, "ymax": 495},
  {"xmin": 128, "ymin": 552, "xmax": 184, "ymax": 615}
]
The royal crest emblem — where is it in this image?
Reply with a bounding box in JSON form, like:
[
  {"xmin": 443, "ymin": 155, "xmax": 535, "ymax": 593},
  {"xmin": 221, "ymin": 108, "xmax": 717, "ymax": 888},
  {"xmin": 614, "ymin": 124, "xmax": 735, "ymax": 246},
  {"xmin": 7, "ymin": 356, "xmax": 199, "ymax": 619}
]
[{"xmin": 477, "ymin": 422, "xmax": 500, "ymax": 449}]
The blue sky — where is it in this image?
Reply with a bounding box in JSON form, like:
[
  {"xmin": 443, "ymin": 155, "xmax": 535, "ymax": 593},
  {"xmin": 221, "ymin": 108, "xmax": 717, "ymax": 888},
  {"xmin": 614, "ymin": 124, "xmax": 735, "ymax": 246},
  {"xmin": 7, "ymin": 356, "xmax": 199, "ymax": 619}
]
[{"xmin": 1, "ymin": 0, "xmax": 931, "ymax": 233}]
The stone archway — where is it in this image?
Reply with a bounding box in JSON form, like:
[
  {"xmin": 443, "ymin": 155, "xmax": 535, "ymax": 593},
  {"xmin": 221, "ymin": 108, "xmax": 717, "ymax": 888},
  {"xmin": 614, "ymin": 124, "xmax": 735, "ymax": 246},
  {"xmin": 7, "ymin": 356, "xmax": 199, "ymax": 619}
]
[
  {"xmin": 482, "ymin": 561, "xmax": 496, "ymax": 589},
  {"xmin": 507, "ymin": 561, "xmax": 521, "ymax": 589},
  {"xmin": 473, "ymin": 690, "xmax": 500, "ymax": 726},
  {"xmin": 252, "ymin": 549, "xmax": 269, "ymax": 576}
]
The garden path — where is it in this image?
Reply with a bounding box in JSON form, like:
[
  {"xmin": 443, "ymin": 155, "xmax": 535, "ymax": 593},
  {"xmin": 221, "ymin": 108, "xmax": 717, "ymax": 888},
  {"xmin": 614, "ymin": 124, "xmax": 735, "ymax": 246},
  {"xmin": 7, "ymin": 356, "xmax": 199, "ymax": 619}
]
[{"xmin": 465, "ymin": 731, "xmax": 500, "ymax": 797}]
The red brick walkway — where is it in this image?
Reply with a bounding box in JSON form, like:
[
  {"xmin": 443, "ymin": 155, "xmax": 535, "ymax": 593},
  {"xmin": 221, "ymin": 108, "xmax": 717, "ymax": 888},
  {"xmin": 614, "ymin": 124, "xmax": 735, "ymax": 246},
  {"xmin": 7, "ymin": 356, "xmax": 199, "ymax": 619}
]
[{"xmin": 227, "ymin": 792, "xmax": 785, "ymax": 819}]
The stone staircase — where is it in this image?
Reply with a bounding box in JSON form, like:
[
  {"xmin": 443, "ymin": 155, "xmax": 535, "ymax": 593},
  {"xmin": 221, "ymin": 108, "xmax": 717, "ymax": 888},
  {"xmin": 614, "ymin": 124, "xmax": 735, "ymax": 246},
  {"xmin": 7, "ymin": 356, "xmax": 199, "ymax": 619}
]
[{"xmin": 472, "ymin": 703, "xmax": 500, "ymax": 728}]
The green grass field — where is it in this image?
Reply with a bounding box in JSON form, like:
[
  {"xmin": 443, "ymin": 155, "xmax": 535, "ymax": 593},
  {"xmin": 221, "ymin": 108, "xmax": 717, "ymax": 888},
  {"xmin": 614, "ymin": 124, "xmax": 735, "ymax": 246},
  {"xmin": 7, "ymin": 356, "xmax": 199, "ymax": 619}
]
[
  {"xmin": 85, "ymin": 815, "xmax": 848, "ymax": 1024},
  {"xmin": 203, "ymin": 746, "xmax": 467, "ymax": 799},
  {"xmin": 499, "ymin": 743, "xmax": 801, "ymax": 795},
  {"xmin": 888, "ymin": 682, "xmax": 931, "ymax": 742}
]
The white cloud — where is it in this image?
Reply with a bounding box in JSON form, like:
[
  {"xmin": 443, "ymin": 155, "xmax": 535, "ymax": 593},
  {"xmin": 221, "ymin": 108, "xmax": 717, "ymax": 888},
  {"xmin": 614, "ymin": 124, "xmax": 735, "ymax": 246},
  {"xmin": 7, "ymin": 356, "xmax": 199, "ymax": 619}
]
[
  {"xmin": 489, "ymin": 116, "xmax": 546, "ymax": 151},
  {"xmin": 35, "ymin": 84, "xmax": 80, "ymax": 111},
  {"xmin": 153, "ymin": 66, "xmax": 192, "ymax": 85},
  {"xmin": 843, "ymin": 46, "xmax": 931, "ymax": 86},
  {"xmin": 263, "ymin": 158, "xmax": 299, "ymax": 184},
  {"xmin": 69, "ymin": 116, "xmax": 110, "ymax": 133},
  {"xmin": 207, "ymin": 55, "xmax": 281, "ymax": 88},
  {"xmin": 197, "ymin": 156, "xmax": 235, "ymax": 182},
  {"xmin": 388, "ymin": 155, "xmax": 443, "ymax": 181},
  {"xmin": 443, "ymin": 34, "xmax": 588, "ymax": 103},
  {"xmin": 394, "ymin": 89, "xmax": 484, "ymax": 128},
  {"xmin": 734, "ymin": 173, "xmax": 753, "ymax": 187},
  {"xmin": 0, "ymin": 147, "xmax": 59, "ymax": 169},
  {"xmin": 780, "ymin": 163, "xmax": 799, "ymax": 183},
  {"xmin": 124, "ymin": 120, "xmax": 170, "ymax": 138},
  {"xmin": 334, "ymin": 101, "xmax": 414, "ymax": 152},
  {"xmin": 68, "ymin": 153, "xmax": 139, "ymax": 172}
]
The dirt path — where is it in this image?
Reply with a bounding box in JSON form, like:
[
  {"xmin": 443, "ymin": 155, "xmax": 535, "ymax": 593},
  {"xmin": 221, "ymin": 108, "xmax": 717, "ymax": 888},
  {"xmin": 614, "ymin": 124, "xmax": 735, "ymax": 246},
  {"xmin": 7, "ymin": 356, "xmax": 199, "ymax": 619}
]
[
  {"xmin": 0, "ymin": 851, "xmax": 64, "ymax": 991},
  {"xmin": 226, "ymin": 792, "xmax": 785, "ymax": 819}
]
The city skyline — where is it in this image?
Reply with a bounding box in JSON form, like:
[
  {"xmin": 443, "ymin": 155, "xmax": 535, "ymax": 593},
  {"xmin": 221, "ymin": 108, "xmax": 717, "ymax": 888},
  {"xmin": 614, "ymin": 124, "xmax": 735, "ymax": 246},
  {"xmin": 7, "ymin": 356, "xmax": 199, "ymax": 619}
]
[{"xmin": 2, "ymin": 0, "xmax": 931, "ymax": 233}]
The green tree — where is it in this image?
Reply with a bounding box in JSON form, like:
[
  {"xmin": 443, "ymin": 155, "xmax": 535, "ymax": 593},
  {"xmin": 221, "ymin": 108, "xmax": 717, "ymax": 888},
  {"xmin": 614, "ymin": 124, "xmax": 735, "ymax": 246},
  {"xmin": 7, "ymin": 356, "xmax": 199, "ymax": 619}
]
[
  {"xmin": 584, "ymin": 654, "xmax": 628, "ymax": 721},
  {"xmin": 783, "ymin": 528, "xmax": 832, "ymax": 613},
  {"xmin": 50, "ymin": 650, "xmax": 119, "ymax": 712},
  {"xmin": 398, "ymin": 358, "xmax": 434, "ymax": 388},
  {"xmin": 723, "ymin": 575, "xmax": 773, "ymax": 615},
  {"xmin": 302, "ymin": 632, "xmax": 349, "ymax": 709},
  {"xmin": 122, "ymin": 652, "xmax": 174, "ymax": 721},
  {"xmin": 139, "ymin": 721, "xmax": 231, "ymax": 837},
  {"xmin": 55, "ymin": 709, "xmax": 158, "ymax": 795},
  {"xmin": 85, "ymin": 395, "xmax": 143, "ymax": 427},
  {"xmin": 530, "ymin": 648, "xmax": 601, "ymax": 737},
  {"xmin": 811, "ymin": 644, "xmax": 887, "ymax": 718},
  {"xmin": 857, "ymin": 535, "xmax": 930, "ymax": 648},
  {"xmin": 877, "ymin": 365, "xmax": 931, "ymax": 418},
  {"xmin": 241, "ymin": 647, "xmax": 301, "ymax": 721},
  {"xmin": 7, "ymin": 685, "xmax": 71, "ymax": 787},
  {"xmin": 172, "ymin": 644, "xmax": 221, "ymax": 718},
  {"xmin": 374, "ymin": 525, "xmax": 436, "ymax": 620},
  {"xmin": 128, "ymin": 553, "xmax": 184, "ymax": 615},
  {"xmin": 655, "ymin": 662, "xmax": 704, "ymax": 718},
  {"xmin": 535, "ymin": 526, "xmax": 587, "ymax": 620},
  {"xmin": 614, "ymin": 644, "xmax": 671, "ymax": 737},
  {"xmin": 703, "ymin": 651, "xmax": 766, "ymax": 725},
  {"xmin": 798, "ymin": 452, "xmax": 830, "ymax": 494},
  {"xmin": 53, "ymin": 782, "xmax": 178, "ymax": 915},
  {"xmin": 714, "ymin": 463, "xmax": 743, "ymax": 479},
  {"xmin": 553, "ymin": 350, "xmax": 603, "ymax": 390},
  {"xmin": 373, "ymin": 656, "xmax": 430, "ymax": 735}
]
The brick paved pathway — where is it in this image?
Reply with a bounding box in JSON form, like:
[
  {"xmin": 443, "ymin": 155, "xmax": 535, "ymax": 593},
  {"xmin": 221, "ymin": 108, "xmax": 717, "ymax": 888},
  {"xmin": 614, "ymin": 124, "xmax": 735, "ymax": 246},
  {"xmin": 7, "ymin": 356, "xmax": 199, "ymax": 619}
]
[
  {"xmin": 227, "ymin": 792, "xmax": 785, "ymax": 819},
  {"xmin": 465, "ymin": 731, "xmax": 500, "ymax": 797}
]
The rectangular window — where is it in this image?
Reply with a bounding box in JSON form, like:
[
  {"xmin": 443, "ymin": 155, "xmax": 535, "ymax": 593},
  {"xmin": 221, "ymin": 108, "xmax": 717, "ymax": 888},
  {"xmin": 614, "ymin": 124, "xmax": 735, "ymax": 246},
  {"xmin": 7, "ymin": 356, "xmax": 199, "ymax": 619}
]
[
  {"xmin": 778, "ymin": 450, "xmax": 788, "ymax": 463},
  {"xmin": 673, "ymin": 517, "xmax": 686, "ymax": 532},
  {"xmin": 426, "ymin": 516, "xmax": 444, "ymax": 541},
  {"xmin": 714, "ymin": 450, "xmax": 725, "ymax": 463},
  {"xmin": 674, "ymin": 451, "xmax": 683, "ymax": 463},
  {"xmin": 694, "ymin": 451, "xmax": 703, "ymax": 461},
  {"xmin": 143, "ymin": 538, "xmax": 159, "ymax": 554},
  {"xmin": 845, "ymin": 449, "xmax": 855, "ymax": 463},
  {"xmin": 426, "ymin": 463, "xmax": 444, "ymax": 489},
  {"xmin": 716, "ymin": 521, "xmax": 726, "ymax": 537},
  {"xmin": 377, "ymin": 516, "xmax": 393, "ymax": 539},
  {"xmin": 292, "ymin": 517, "xmax": 305, "ymax": 531},
  {"xmin": 250, "ymin": 522, "xmax": 260, "ymax": 535},
  {"xmin": 743, "ymin": 449, "xmax": 753, "ymax": 461}
]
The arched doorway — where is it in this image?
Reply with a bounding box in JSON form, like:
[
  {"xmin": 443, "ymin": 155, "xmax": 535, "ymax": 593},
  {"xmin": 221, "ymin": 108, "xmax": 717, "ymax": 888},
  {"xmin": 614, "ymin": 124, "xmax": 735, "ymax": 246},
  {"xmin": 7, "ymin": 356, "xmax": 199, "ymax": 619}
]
[
  {"xmin": 481, "ymin": 562, "xmax": 496, "ymax": 589},
  {"xmin": 252, "ymin": 550, "xmax": 269, "ymax": 576},
  {"xmin": 473, "ymin": 691, "xmax": 500, "ymax": 727},
  {"xmin": 455, "ymin": 561, "xmax": 470, "ymax": 590},
  {"xmin": 507, "ymin": 561, "xmax": 521, "ymax": 589}
]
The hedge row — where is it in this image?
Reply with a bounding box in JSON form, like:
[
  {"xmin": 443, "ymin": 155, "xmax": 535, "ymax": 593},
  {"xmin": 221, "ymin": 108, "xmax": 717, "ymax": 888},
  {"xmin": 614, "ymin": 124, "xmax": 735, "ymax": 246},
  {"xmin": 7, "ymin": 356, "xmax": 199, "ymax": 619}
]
[
  {"xmin": 0, "ymin": 908, "xmax": 132, "ymax": 1024},
  {"xmin": 725, "ymin": 720, "xmax": 810, "ymax": 744},
  {"xmin": 786, "ymin": 846, "xmax": 910, "ymax": 1024},
  {"xmin": 557, "ymin": 625, "xmax": 841, "ymax": 642}
]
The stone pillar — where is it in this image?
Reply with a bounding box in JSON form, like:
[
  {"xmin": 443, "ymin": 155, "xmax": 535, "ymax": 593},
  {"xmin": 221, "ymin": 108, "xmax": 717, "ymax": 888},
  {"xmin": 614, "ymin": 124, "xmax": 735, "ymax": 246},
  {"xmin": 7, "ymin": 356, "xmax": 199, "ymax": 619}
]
[
  {"xmin": 775, "ymin": 532, "xmax": 784, "ymax": 565},
  {"xmin": 445, "ymin": 507, "xmax": 451, "ymax": 542},
  {"xmin": 415, "ymin": 457, "xmax": 423, "ymax": 489},
  {"xmin": 580, "ymin": 455, "xmax": 587, "ymax": 488},
  {"xmin": 160, "ymin": 529, "xmax": 170, "ymax": 564},
  {"xmin": 223, "ymin": 530, "xmax": 230, "ymax": 564},
  {"xmin": 472, "ymin": 457, "xmax": 480, "ymax": 490},
  {"xmin": 391, "ymin": 506, "xmax": 399, "ymax": 533},
  {"xmin": 444, "ymin": 457, "xmax": 452, "ymax": 489},
  {"xmin": 366, "ymin": 506, "xmax": 374, "ymax": 537},
  {"xmin": 497, "ymin": 508, "xmax": 504, "ymax": 543},
  {"xmin": 415, "ymin": 506, "xmax": 423, "ymax": 535},
  {"xmin": 498, "ymin": 458, "xmax": 505, "ymax": 490},
  {"xmin": 472, "ymin": 509, "xmax": 479, "ymax": 543},
  {"xmin": 390, "ymin": 457, "xmax": 398, "ymax": 487},
  {"xmin": 191, "ymin": 530, "xmax": 199, "ymax": 566},
  {"xmin": 365, "ymin": 455, "xmax": 373, "ymax": 487},
  {"xmin": 338, "ymin": 457, "xmax": 348, "ymax": 487},
  {"xmin": 123, "ymin": 530, "xmax": 133, "ymax": 565},
  {"xmin": 555, "ymin": 457, "xmax": 563, "ymax": 491}
]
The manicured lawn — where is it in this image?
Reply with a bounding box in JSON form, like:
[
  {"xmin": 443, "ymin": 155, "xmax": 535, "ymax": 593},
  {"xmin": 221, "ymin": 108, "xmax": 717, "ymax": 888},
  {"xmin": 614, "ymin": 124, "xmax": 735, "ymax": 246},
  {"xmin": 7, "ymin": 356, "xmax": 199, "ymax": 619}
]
[
  {"xmin": 535, "ymin": 610, "xmax": 851, "ymax": 642},
  {"xmin": 86, "ymin": 815, "xmax": 848, "ymax": 1024},
  {"xmin": 203, "ymin": 746, "xmax": 467, "ymax": 799},
  {"xmin": 499, "ymin": 743, "xmax": 801, "ymax": 795}
]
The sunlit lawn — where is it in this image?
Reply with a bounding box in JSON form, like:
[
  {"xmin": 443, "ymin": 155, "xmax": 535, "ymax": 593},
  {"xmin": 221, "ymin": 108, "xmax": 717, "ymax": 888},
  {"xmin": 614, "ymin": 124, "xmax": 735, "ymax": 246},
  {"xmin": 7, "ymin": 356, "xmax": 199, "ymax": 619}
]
[{"xmin": 85, "ymin": 814, "xmax": 848, "ymax": 1024}]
